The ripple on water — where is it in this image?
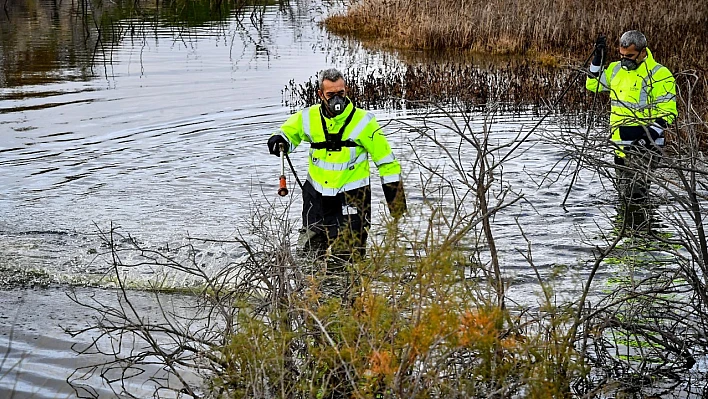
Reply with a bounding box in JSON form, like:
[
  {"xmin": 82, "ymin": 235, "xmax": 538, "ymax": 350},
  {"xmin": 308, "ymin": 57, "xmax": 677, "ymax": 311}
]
[{"xmin": 0, "ymin": 288, "xmax": 201, "ymax": 398}]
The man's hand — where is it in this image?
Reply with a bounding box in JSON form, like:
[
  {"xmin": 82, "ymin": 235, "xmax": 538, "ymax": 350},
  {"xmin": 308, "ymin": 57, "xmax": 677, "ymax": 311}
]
[
  {"xmin": 632, "ymin": 123, "xmax": 666, "ymax": 155},
  {"xmin": 390, "ymin": 199, "xmax": 407, "ymax": 220},
  {"xmin": 647, "ymin": 123, "xmax": 664, "ymax": 138},
  {"xmin": 267, "ymin": 135, "xmax": 288, "ymax": 156},
  {"xmin": 383, "ymin": 182, "xmax": 407, "ymax": 220},
  {"xmin": 594, "ymin": 35, "xmax": 607, "ymax": 56},
  {"xmin": 590, "ymin": 35, "xmax": 606, "ymax": 76}
]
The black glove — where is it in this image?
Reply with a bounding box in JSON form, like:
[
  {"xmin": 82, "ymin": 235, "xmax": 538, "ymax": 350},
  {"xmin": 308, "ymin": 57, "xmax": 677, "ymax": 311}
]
[
  {"xmin": 591, "ymin": 35, "xmax": 606, "ymax": 67},
  {"xmin": 382, "ymin": 181, "xmax": 407, "ymax": 219},
  {"xmin": 267, "ymin": 135, "xmax": 288, "ymax": 156}
]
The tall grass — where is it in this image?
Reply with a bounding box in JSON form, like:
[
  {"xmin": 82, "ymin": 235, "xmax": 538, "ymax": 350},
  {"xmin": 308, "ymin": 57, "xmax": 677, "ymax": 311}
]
[{"xmin": 325, "ymin": 0, "xmax": 708, "ymax": 71}]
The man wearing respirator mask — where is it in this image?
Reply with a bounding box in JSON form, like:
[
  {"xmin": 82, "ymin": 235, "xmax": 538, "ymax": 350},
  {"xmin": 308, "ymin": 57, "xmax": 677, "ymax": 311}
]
[
  {"xmin": 268, "ymin": 68, "xmax": 407, "ymax": 259},
  {"xmin": 586, "ymin": 30, "xmax": 677, "ymax": 202}
]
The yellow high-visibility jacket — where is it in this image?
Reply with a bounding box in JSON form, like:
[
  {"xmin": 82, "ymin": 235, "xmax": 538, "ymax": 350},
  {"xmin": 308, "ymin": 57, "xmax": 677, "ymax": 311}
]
[
  {"xmin": 274, "ymin": 102, "xmax": 402, "ymax": 196},
  {"xmin": 586, "ymin": 48, "xmax": 677, "ymax": 156}
]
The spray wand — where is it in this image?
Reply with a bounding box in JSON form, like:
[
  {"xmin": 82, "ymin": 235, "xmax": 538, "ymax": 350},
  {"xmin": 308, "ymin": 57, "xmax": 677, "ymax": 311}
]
[
  {"xmin": 278, "ymin": 143, "xmax": 289, "ymax": 197},
  {"xmin": 276, "ymin": 142, "xmax": 304, "ymax": 196}
]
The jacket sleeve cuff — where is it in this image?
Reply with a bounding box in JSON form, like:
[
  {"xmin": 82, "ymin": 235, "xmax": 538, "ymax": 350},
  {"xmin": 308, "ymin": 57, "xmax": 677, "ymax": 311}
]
[
  {"xmin": 649, "ymin": 123, "xmax": 664, "ymax": 137},
  {"xmin": 588, "ymin": 64, "xmax": 602, "ymax": 77},
  {"xmin": 654, "ymin": 118, "xmax": 668, "ymax": 128}
]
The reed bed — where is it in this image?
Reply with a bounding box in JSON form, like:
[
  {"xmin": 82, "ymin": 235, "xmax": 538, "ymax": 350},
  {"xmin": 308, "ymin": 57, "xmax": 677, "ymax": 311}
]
[
  {"xmin": 285, "ymin": 63, "xmax": 707, "ymax": 141},
  {"xmin": 325, "ymin": 0, "xmax": 708, "ymax": 71},
  {"xmin": 286, "ymin": 61, "xmax": 607, "ymax": 115}
]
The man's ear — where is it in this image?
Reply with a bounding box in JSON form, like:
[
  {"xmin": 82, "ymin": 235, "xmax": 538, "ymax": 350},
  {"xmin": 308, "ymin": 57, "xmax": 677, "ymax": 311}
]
[{"xmin": 317, "ymin": 89, "xmax": 324, "ymax": 101}]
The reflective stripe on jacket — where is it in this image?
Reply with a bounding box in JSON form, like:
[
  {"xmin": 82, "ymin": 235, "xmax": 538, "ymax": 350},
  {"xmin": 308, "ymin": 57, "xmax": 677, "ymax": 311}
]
[
  {"xmin": 273, "ymin": 102, "xmax": 402, "ymax": 196},
  {"xmin": 586, "ymin": 48, "xmax": 677, "ymax": 155}
]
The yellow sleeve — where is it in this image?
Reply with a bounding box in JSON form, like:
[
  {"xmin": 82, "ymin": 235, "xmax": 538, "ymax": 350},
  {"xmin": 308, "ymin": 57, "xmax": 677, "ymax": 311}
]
[
  {"xmin": 652, "ymin": 67, "xmax": 677, "ymax": 125},
  {"xmin": 360, "ymin": 116, "xmax": 402, "ymax": 184},
  {"xmin": 273, "ymin": 110, "xmax": 306, "ymax": 152}
]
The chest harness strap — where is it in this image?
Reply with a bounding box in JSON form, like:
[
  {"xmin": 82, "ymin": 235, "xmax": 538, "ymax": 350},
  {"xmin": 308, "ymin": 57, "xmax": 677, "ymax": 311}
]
[{"xmin": 310, "ymin": 107, "xmax": 359, "ymax": 151}]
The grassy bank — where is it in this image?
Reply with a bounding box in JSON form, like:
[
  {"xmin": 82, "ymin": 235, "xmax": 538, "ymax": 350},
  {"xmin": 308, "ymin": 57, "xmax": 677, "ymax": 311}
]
[{"xmin": 324, "ymin": 0, "xmax": 708, "ymax": 71}]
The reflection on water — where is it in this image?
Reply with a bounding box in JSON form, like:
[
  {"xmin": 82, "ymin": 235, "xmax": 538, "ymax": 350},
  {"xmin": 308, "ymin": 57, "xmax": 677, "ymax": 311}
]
[
  {"xmin": 1, "ymin": 0, "xmax": 97, "ymax": 87},
  {"xmin": 0, "ymin": 0, "xmax": 295, "ymax": 88},
  {"xmin": 605, "ymin": 202, "xmax": 677, "ymax": 276},
  {"xmin": 0, "ymin": 288, "xmax": 200, "ymax": 398}
]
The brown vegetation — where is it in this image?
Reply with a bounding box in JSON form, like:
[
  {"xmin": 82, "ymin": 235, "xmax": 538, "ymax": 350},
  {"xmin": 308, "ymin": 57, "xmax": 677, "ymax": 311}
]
[
  {"xmin": 325, "ymin": 0, "xmax": 708, "ymax": 72},
  {"xmin": 285, "ymin": 61, "xmax": 598, "ymax": 113}
]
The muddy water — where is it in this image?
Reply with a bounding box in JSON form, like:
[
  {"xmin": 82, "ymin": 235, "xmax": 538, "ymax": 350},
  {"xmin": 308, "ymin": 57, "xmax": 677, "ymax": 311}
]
[{"xmin": 0, "ymin": 0, "xmax": 676, "ymax": 397}]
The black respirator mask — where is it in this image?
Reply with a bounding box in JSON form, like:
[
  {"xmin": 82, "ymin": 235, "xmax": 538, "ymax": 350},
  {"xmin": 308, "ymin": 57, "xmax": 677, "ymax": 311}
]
[
  {"xmin": 620, "ymin": 56, "xmax": 641, "ymax": 71},
  {"xmin": 322, "ymin": 95, "xmax": 349, "ymax": 117}
]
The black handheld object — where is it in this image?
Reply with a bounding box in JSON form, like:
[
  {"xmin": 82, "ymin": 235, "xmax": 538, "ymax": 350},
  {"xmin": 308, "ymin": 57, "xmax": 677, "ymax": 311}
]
[{"xmin": 592, "ymin": 34, "xmax": 606, "ymax": 65}]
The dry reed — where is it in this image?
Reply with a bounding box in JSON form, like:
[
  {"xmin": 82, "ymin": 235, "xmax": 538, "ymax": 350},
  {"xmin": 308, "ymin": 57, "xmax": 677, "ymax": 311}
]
[
  {"xmin": 325, "ymin": 0, "xmax": 708, "ymax": 72},
  {"xmin": 285, "ymin": 62, "xmax": 602, "ymax": 114}
]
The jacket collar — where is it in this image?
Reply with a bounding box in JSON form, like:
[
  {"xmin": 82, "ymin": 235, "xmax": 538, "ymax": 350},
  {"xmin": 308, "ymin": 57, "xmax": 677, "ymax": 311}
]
[{"xmin": 639, "ymin": 47, "xmax": 658, "ymax": 71}]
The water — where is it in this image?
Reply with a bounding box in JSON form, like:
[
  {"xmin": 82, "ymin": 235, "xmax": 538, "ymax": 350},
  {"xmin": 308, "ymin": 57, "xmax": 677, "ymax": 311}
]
[
  {"xmin": 0, "ymin": 1, "xmax": 338, "ymax": 396},
  {"xmin": 0, "ymin": 0, "xmax": 699, "ymax": 397}
]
